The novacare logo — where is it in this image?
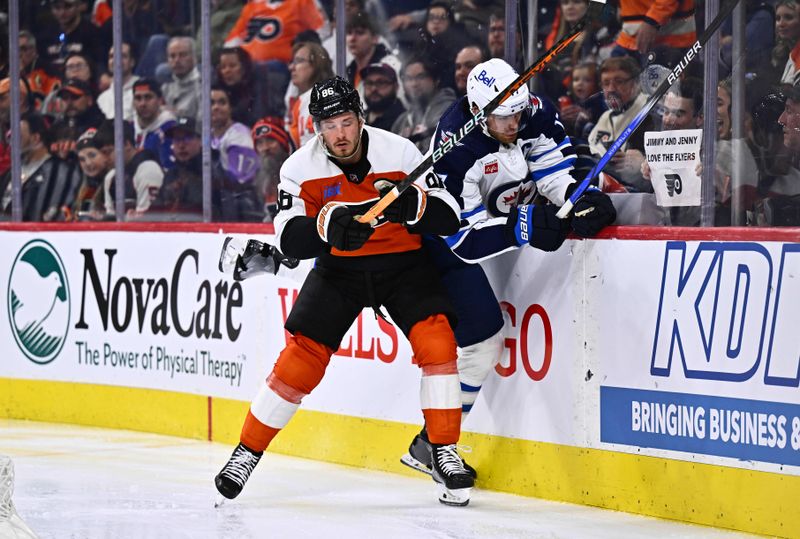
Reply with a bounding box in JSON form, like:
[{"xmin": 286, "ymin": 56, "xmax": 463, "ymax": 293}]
[{"xmin": 7, "ymin": 239, "xmax": 70, "ymax": 364}]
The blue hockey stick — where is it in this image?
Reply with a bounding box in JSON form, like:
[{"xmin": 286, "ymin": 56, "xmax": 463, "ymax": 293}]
[
  {"xmin": 556, "ymin": 0, "xmax": 743, "ymax": 219},
  {"xmin": 358, "ymin": 0, "xmax": 608, "ymax": 224}
]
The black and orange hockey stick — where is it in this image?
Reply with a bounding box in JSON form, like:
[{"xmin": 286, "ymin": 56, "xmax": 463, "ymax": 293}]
[{"xmin": 357, "ymin": 0, "xmax": 608, "ymax": 224}]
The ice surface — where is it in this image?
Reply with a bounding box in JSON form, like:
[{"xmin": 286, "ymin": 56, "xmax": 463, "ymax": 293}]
[{"xmin": 0, "ymin": 420, "xmax": 752, "ymax": 539}]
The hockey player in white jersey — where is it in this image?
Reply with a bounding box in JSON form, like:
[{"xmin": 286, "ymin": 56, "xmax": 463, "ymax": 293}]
[{"xmin": 401, "ymin": 58, "xmax": 616, "ymax": 476}]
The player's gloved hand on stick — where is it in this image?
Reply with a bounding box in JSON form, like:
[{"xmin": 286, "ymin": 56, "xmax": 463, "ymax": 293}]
[
  {"xmin": 317, "ymin": 202, "xmax": 375, "ymax": 251},
  {"xmin": 374, "ymin": 178, "xmax": 427, "ymax": 225},
  {"xmin": 506, "ymin": 203, "xmax": 570, "ymax": 252},
  {"xmin": 566, "ymin": 184, "xmax": 616, "ymax": 237}
]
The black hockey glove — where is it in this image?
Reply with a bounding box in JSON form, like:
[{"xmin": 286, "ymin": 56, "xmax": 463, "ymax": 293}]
[
  {"xmin": 317, "ymin": 202, "xmax": 375, "ymax": 251},
  {"xmin": 506, "ymin": 203, "xmax": 570, "ymax": 252},
  {"xmin": 236, "ymin": 241, "xmax": 299, "ymax": 281},
  {"xmin": 373, "ymin": 178, "xmax": 427, "ymax": 225},
  {"xmin": 218, "ymin": 237, "xmax": 300, "ymax": 281},
  {"xmin": 566, "ymin": 184, "xmax": 616, "ymax": 238}
]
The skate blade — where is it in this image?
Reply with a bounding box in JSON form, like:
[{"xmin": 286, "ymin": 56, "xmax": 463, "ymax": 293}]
[
  {"xmin": 436, "ymin": 484, "xmax": 471, "ymax": 507},
  {"xmin": 400, "ymin": 453, "xmax": 432, "ymax": 476},
  {"xmin": 218, "ymin": 236, "xmax": 247, "ymax": 274},
  {"xmin": 214, "ymin": 494, "xmax": 227, "ymax": 508}
]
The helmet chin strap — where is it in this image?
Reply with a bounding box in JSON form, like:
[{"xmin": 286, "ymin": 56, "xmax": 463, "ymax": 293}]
[{"xmin": 316, "ymin": 118, "xmax": 365, "ymax": 160}]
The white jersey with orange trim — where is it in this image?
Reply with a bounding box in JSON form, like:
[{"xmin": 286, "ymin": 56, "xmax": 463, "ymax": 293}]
[{"xmin": 275, "ymin": 125, "xmax": 459, "ymax": 258}]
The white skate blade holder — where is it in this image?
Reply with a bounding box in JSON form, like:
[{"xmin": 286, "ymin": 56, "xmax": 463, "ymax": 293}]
[
  {"xmin": 436, "ymin": 483, "xmax": 471, "ymax": 507},
  {"xmin": 218, "ymin": 236, "xmax": 247, "ymax": 275},
  {"xmin": 400, "ymin": 453, "xmax": 432, "ymax": 476}
]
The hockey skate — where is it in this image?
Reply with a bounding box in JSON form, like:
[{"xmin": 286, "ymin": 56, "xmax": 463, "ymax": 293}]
[
  {"xmin": 401, "ymin": 427, "xmax": 477, "ymax": 479},
  {"xmin": 214, "ymin": 443, "xmax": 262, "ymax": 504},
  {"xmin": 431, "ymin": 444, "xmax": 474, "ymax": 506},
  {"xmin": 218, "ymin": 236, "xmax": 299, "ymax": 281}
]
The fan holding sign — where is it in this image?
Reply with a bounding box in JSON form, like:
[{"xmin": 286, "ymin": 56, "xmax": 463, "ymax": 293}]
[{"xmin": 643, "ymin": 128, "xmax": 703, "ymax": 207}]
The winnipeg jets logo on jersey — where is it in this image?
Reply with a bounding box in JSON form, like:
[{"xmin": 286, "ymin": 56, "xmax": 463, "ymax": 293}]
[
  {"xmin": 487, "ymin": 181, "xmax": 535, "ymax": 216},
  {"xmin": 504, "ymin": 184, "xmax": 533, "ymax": 206}
]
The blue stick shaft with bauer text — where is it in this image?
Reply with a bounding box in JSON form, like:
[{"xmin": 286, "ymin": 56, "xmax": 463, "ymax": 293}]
[{"xmin": 556, "ymin": 0, "xmax": 743, "ymax": 219}]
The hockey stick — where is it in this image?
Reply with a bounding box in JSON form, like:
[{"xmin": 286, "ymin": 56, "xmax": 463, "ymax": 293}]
[
  {"xmin": 356, "ymin": 0, "xmax": 608, "ymax": 224},
  {"xmin": 556, "ymin": 0, "xmax": 742, "ymax": 219}
]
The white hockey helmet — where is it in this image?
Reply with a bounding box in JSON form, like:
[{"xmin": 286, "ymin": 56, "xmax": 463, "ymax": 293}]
[{"xmin": 466, "ymin": 58, "xmax": 530, "ymax": 117}]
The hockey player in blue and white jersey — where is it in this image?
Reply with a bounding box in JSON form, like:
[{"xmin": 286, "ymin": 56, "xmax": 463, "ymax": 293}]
[{"xmin": 400, "ymin": 58, "xmax": 616, "ymax": 477}]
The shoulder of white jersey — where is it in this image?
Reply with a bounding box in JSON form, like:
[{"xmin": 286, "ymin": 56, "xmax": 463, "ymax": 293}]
[
  {"xmin": 280, "ymin": 136, "xmax": 330, "ymax": 181},
  {"xmin": 363, "ymin": 123, "xmax": 417, "ymax": 150},
  {"xmin": 280, "ymin": 125, "xmax": 419, "ymax": 183},
  {"xmin": 364, "ymin": 124, "xmax": 416, "ymax": 147},
  {"xmin": 363, "ymin": 125, "xmax": 423, "ymax": 170}
]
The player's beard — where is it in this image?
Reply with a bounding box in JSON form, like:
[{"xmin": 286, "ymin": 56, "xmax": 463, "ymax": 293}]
[
  {"xmin": 329, "ymin": 136, "xmax": 359, "ymax": 158},
  {"xmin": 489, "ymin": 129, "xmax": 516, "ymax": 144},
  {"xmin": 332, "ymin": 143, "xmax": 354, "ymax": 157}
]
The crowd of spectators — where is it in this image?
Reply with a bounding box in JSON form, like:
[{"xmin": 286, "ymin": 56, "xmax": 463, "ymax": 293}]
[{"xmin": 1, "ymin": 0, "xmax": 799, "ymax": 226}]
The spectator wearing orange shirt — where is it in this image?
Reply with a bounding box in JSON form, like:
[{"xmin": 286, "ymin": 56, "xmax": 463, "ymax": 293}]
[
  {"xmin": 612, "ymin": 0, "xmax": 697, "ymax": 65},
  {"xmin": 224, "ymin": 0, "xmax": 325, "ymax": 64}
]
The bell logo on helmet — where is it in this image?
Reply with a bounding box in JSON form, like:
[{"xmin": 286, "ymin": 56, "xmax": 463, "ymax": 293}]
[{"xmin": 476, "ymin": 69, "xmax": 496, "ymax": 87}]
